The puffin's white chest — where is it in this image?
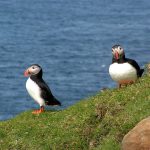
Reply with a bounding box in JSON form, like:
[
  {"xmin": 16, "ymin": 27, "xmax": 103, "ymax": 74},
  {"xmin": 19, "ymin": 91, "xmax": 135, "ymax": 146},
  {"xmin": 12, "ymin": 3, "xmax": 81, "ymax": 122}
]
[
  {"xmin": 109, "ymin": 62, "xmax": 137, "ymax": 83},
  {"xmin": 26, "ymin": 78, "xmax": 45, "ymax": 106}
]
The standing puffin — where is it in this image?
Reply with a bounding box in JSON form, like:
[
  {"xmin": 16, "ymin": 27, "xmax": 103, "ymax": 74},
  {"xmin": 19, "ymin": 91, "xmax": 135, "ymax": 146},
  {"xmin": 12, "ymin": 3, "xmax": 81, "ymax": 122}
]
[
  {"xmin": 109, "ymin": 45, "xmax": 144, "ymax": 88},
  {"xmin": 24, "ymin": 64, "xmax": 61, "ymax": 114}
]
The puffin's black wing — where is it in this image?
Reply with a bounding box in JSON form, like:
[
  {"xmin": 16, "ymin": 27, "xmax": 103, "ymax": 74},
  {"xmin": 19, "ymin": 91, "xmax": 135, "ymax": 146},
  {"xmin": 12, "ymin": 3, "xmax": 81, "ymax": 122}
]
[
  {"xmin": 38, "ymin": 79, "xmax": 61, "ymax": 106},
  {"xmin": 125, "ymin": 58, "xmax": 144, "ymax": 77}
]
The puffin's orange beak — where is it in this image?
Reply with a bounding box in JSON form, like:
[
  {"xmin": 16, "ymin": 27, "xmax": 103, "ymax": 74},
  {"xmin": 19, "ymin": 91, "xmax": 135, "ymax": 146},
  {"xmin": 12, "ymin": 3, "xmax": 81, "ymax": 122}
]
[
  {"xmin": 24, "ymin": 69, "xmax": 29, "ymax": 77},
  {"xmin": 115, "ymin": 52, "xmax": 119, "ymax": 60}
]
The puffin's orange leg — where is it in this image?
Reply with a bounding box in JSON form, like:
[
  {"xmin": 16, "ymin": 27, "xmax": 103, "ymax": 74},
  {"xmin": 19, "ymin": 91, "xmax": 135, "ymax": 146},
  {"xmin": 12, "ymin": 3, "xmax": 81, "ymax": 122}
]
[
  {"xmin": 32, "ymin": 106, "xmax": 44, "ymax": 114},
  {"xmin": 118, "ymin": 80, "xmax": 135, "ymax": 88}
]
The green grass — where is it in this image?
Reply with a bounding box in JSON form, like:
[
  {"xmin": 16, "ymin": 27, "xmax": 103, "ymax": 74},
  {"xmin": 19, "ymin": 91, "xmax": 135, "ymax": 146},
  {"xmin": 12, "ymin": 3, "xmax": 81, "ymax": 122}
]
[{"xmin": 0, "ymin": 75, "xmax": 150, "ymax": 150}]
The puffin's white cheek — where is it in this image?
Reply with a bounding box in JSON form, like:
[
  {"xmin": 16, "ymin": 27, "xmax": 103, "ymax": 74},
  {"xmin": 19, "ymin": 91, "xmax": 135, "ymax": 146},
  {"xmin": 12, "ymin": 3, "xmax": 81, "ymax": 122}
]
[{"xmin": 34, "ymin": 69, "xmax": 40, "ymax": 74}]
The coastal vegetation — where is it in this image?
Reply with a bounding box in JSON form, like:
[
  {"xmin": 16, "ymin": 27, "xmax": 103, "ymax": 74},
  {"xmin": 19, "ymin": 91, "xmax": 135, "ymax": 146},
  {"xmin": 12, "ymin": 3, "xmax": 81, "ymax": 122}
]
[{"xmin": 0, "ymin": 75, "xmax": 149, "ymax": 150}]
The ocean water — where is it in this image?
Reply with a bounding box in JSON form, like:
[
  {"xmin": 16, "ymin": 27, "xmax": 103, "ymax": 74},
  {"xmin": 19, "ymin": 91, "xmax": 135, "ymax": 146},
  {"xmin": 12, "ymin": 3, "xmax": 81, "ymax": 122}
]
[{"xmin": 0, "ymin": 0, "xmax": 150, "ymax": 120}]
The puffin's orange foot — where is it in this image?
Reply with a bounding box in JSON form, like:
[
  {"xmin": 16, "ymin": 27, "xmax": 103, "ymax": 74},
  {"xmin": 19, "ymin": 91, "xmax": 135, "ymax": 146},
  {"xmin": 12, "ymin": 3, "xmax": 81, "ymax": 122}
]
[{"xmin": 32, "ymin": 106, "xmax": 44, "ymax": 114}]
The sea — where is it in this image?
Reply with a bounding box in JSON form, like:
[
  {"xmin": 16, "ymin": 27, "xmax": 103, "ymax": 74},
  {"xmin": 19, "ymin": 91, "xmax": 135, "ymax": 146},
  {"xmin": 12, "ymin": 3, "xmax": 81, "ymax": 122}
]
[{"xmin": 0, "ymin": 0, "xmax": 150, "ymax": 120}]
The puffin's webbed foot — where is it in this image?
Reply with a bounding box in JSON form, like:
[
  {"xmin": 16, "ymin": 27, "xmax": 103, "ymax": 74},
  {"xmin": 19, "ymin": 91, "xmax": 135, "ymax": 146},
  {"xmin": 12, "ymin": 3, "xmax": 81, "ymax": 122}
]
[{"xmin": 32, "ymin": 106, "xmax": 44, "ymax": 114}]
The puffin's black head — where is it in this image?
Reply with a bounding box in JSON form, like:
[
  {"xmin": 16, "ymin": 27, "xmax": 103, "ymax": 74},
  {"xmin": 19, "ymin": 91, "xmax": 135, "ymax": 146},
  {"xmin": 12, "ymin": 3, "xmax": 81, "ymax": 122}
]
[
  {"xmin": 24, "ymin": 64, "xmax": 42, "ymax": 77},
  {"xmin": 112, "ymin": 44, "xmax": 125, "ymax": 60}
]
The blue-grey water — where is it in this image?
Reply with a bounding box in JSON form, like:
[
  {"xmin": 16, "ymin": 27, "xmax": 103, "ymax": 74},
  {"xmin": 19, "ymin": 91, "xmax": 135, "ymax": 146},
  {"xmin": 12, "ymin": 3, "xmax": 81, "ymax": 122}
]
[{"xmin": 0, "ymin": 0, "xmax": 150, "ymax": 120}]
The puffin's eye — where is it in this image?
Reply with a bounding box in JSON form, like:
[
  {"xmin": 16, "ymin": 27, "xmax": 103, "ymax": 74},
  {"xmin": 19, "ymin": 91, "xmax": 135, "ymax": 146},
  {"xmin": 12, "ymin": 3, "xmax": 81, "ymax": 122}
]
[
  {"xmin": 32, "ymin": 66, "xmax": 35, "ymax": 69},
  {"xmin": 120, "ymin": 47, "xmax": 122, "ymax": 50}
]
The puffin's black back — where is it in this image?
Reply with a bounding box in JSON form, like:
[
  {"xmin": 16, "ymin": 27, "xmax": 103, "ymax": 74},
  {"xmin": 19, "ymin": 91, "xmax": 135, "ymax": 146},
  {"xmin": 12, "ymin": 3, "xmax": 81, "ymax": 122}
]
[
  {"xmin": 30, "ymin": 69, "xmax": 61, "ymax": 106},
  {"xmin": 112, "ymin": 55, "xmax": 144, "ymax": 77}
]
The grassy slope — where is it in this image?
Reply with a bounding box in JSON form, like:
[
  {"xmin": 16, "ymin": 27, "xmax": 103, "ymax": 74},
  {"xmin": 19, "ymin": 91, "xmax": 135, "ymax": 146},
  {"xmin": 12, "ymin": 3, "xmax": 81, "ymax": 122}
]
[{"xmin": 0, "ymin": 76, "xmax": 150, "ymax": 150}]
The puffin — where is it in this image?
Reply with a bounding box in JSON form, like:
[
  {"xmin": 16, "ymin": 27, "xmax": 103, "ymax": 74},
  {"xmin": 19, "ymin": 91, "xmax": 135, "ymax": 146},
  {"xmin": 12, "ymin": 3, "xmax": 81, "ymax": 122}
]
[
  {"xmin": 109, "ymin": 45, "xmax": 144, "ymax": 88},
  {"xmin": 24, "ymin": 64, "xmax": 61, "ymax": 114}
]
